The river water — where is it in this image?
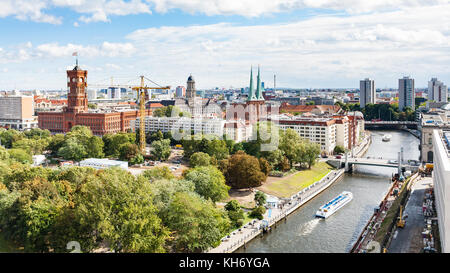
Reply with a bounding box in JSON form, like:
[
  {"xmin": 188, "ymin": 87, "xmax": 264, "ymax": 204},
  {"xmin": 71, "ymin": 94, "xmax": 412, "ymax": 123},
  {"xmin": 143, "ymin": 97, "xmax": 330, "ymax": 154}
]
[{"xmin": 236, "ymin": 130, "xmax": 420, "ymax": 253}]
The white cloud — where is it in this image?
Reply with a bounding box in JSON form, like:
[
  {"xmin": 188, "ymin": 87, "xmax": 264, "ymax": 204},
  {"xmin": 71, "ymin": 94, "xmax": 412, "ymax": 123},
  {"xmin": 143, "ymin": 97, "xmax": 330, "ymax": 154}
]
[
  {"xmin": 1, "ymin": 3, "xmax": 450, "ymax": 89},
  {"xmin": 35, "ymin": 42, "xmax": 136, "ymax": 57},
  {"xmin": 125, "ymin": 4, "xmax": 450, "ymax": 87},
  {"xmin": 1, "ymin": 0, "xmax": 450, "ymax": 24},
  {"xmin": 147, "ymin": 0, "xmax": 450, "ymax": 17},
  {"xmin": 0, "ymin": 0, "xmax": 62, "ymax": 24}
]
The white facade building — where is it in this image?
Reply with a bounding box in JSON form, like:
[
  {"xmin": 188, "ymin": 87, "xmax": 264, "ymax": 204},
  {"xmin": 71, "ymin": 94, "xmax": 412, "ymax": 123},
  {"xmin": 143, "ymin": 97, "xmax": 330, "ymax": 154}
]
[
  {"xmin": 80, "ymin": 158, "xmax": 128, "ymax": 170},
  {"xmin": 432, "ymin": 130, "xmax": 450, "ymax": 252},
  {"xmin": 276, "ymin": 115, "xmax": 338, "ymax": 154},
  {"xmin": 135, "ymin": 116, "xmax": 253, "ymax": 142},
  {"xmin": 224, "ymin": 120, "xmax": 253, "ymax": 143},
  {"xmin": 335, "ymin": 117, "xmax": 350, "ymax": 150}
]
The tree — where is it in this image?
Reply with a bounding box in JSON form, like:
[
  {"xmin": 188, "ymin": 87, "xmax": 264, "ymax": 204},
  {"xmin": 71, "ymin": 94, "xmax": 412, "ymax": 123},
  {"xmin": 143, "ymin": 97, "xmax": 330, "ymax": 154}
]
[
  {"xmin": 129, "ymin": 153, "xmax": 144, "ymax": 165},
  {"xmin": 184, "ymin": 166, "xmax": 230, "ymax": 203},
  {"xmin": 86, "ymin": 136, "xmax": 104, "ymax": 158},
  {"xmin": 303, "ymin": 141, "xmax": 321, "ymax": 169},
  {"xmin": 47, "ymin": 134, "xmax": 65, "ymax": 155},
  {"xmin": 206, "ymin": 139, "xmax": 229, "ymax": 160},
  {"xmin": 151, "ymin": 139, "xmax": 171, "ymax": 161},
  {"xmin": 74, "ymin": 168, "xmax": 170, "ymax": 252},
  {"xmin": 119, "ymin": 143, "xmax": 140, "ymax": 162},
  {"xmin": 221, "ymin": 151, "xmax": 267, "ymax": 189},
  {"xmin": 334, "ymin": 145, "xmax": 345, "ymax": 155},
  {"xmin": 103, "ymin": 133, "xmax": 133, "ymax": 158},
  {"xmin": 12, "ymin": 138, "xmax": 48, "ymax": 155},
  {"xmin": 0, "ymin": 129, "xmax": 23, "ymax": 148},
  {"xmin": 258, "ymin": 158, "xmax": 271, "ymax": 178},
  {"xmin": 224, "ymin": 200, "xmax": 241, "ymax": 212},
  {"xmin": 254, "ymin": 191, "xmax": 267, "ymax": 206},
  {"xmin": 0, "ymin": 146, "xmax": 9, "ymax": 161},
  {"xmin": 189, "ymin": 152, "xmax": 211, "ymax": 168},
  {"xmin": 224, "ymin": 200, "xmax": 245, "ymax": 228},
  {"xmin": 24, "ymin": 128, "xmax": 51, "ymax": 140},
  {"xmin": 141, "ymin": 166, "xmax": 175, "ymax": 182},
  {"xmin": 8, "ymin": 148, "xmax": 32, "ymax": 164},
  {"xmin": 147, "ymin": 130, "xmax": 164, "ymax": 144},
  {"xmin": 165, "ymin": 191, "xmax": 230, "ymax": 252},
  {"xmin": 279, "ymin": 128, "xmax": 302, "ymax": 167},
  {"xmin": 58, "ymin": 138, "xmax": 87, "ymax": 161},
  {"xmin": 250, "ymin": 206, "xmax": 266, "ymax": 220}
]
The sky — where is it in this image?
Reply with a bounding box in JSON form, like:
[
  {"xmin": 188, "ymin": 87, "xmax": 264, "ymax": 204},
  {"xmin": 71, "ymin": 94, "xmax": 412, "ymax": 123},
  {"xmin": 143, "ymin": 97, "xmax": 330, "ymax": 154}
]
[{"xmin": 0, "ymin": 0, "xmax": 449, "ymax": 90}]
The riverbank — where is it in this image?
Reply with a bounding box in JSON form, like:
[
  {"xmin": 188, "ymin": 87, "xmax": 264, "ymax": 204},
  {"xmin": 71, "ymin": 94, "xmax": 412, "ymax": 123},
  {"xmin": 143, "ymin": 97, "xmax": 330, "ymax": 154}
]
[
  {"xmin": 208, "ymin": 168, "xmax": 345, "ymax": 253},
  {"xmin": 350, "ymin": 172, "xmax": 421, "ymax": 253},
  {"xmin": 209, "ymin": 133, "xmax": 372, "ymax": 253}
]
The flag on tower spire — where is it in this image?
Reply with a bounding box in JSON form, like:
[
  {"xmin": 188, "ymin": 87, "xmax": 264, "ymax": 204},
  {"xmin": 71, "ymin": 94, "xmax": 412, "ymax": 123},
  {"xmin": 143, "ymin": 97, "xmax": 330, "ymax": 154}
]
[{"xmin": 72, "ymin": 52, "xmax": 78, "ymax": 67}]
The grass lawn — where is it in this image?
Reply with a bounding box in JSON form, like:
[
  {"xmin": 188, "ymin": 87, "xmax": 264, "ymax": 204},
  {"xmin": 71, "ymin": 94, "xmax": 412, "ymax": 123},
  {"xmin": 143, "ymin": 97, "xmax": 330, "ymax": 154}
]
[{"xmin": 258, "ymin": 162, "xmax": 334, "ymax": 198}]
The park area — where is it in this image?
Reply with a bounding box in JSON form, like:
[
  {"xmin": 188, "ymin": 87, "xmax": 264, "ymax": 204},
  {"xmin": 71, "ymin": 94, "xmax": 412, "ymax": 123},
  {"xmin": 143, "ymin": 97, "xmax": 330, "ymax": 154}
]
[{"xmin": 257, "ymin": 162, "xmax": 334, "ymax": 198}]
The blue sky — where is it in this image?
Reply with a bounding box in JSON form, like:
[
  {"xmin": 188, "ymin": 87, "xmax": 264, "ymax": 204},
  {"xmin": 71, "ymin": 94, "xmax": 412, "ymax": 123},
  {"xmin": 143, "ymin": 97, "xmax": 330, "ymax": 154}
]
[{"xmin": 0, "ymin": 1, "xmax": 449, "ymax": 90}]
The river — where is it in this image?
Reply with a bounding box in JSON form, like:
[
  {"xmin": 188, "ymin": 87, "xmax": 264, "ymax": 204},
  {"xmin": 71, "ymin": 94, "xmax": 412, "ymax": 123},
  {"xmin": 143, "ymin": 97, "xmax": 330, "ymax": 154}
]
[{"xmin": 236, "ymin": 130, "xmax": 420, "ymax": 253}]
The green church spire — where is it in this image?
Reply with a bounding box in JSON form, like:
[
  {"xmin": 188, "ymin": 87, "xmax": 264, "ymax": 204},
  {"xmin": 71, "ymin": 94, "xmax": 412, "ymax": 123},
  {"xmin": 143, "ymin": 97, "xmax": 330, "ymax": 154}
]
[
  {"xmin": 256, "ymin": 65, "xmax": 264, "ymax": 100},
  {"xmin": 247, "ymin": 66, "xmax": 256, "ymax": 101}
]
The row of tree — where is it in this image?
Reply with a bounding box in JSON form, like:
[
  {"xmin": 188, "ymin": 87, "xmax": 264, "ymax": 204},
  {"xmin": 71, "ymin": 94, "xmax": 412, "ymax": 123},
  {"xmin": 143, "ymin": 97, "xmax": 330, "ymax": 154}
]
[
  {"xmin": 0, "ymin": 126, "xmax": 176, "ymax": 165},
  {"xmin": 0, "ymin": 157, "xmax": 235, "ymax": 253},
  {"xmin": 334, "ymin": 101, "xmax": 416, "ymax": 121}
]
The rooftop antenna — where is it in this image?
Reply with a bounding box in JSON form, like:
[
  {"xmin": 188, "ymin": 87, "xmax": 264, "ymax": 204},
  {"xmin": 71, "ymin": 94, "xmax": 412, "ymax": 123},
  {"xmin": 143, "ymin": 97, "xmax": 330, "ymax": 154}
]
[{"xmin": 274, "ymin": 74, "xmax": 276, "ymax": 92}]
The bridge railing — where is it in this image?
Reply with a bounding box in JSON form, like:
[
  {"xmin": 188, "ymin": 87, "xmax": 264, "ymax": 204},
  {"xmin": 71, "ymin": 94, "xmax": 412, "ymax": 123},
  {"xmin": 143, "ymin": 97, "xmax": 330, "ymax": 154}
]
[{"xmin": 365, "ymin": 121, "xmax": 418, "ymax": 125}]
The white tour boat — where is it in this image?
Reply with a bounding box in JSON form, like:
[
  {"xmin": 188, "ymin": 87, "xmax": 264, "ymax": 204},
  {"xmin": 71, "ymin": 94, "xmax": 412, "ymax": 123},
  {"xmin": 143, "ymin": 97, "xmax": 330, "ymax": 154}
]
[
  {"xmin": 316, "ymin": 191, "xmax": 353, "ymax": 219},
  {"xmin": 382, "ymin": 134, "xmax": 392, "ymax": 142}
]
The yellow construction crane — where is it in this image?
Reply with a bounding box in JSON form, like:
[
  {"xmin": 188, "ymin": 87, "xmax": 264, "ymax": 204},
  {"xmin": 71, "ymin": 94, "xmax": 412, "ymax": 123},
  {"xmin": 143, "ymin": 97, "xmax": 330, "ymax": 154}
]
[
  {"xmin": 132, "ymin": 76, "xmax": 170, "ymax": 154},
  {"xmin": 87, "ymin": 75, "xmax": 170, "ymax": 154}
]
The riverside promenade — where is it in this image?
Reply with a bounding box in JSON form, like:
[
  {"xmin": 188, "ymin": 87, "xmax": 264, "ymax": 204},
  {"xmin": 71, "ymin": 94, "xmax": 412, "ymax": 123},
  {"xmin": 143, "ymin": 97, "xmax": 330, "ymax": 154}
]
[
  {"xmin": 208, "ymin": 168, "xmax": 345, "ymax": 253},
  {"xmin": 208, "ymin": 133, "xmax": 370, "ymax": 253}
]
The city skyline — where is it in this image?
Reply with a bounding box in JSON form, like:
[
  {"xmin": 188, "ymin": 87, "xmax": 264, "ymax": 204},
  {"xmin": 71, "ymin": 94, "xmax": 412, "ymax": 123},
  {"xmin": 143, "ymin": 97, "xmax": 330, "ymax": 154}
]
[{"xmin": 0, "ymin": 1, "xmax": 449, "ymax": 90}]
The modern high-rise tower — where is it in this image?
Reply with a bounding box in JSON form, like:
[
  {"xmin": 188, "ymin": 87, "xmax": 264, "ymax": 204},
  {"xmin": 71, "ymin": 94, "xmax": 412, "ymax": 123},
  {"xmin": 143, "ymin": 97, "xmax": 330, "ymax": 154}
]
[
  {"xmin": 186, "ymin": 75, "xmax": 196, "ymax": 98},
  {"xmin": 398, "ymin": 76, "xmax": 415, "ymax": 111},
  {"xmin": 359, "ymin": 78, "xmax": 375, "ymax": 108},
  {"xmin": 428, "ymin": 78, "xmax": 448, "ymax": 103}
]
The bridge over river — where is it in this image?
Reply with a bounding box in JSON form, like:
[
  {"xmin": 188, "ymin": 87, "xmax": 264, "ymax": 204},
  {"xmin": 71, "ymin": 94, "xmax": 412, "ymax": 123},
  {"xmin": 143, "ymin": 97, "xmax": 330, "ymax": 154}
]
[
  {"xmin": 365, "ymin": 121, "xmax": 418, "ymax": 130},
  {"xmin": 328, "ymin": 149, "xmax": 421, "ymax": 173}
]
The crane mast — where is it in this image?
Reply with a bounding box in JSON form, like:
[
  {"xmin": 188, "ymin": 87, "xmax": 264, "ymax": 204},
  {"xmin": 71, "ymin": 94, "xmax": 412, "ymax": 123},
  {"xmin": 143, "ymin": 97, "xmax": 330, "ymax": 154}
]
[{"xmin": 88, "ymin": 76, "xmax": 170, "ymax": 155}]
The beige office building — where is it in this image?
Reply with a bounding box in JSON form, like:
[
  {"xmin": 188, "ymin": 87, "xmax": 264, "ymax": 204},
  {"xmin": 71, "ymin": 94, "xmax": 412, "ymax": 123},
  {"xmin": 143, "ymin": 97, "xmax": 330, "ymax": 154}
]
[{"xmin": 0, "ymin": 95, "xmax": 37, "ymax": 130}]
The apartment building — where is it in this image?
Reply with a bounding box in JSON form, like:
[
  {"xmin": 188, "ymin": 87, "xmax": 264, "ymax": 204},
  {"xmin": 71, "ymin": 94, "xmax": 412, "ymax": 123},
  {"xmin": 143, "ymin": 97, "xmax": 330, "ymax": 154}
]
[
  {"xmin": 276, "ymin": 115, "xmax": 337, "ymax": 154},
  {"xmin": 432, "ymin": 129, "xmax": 450, "ymax": 252}
]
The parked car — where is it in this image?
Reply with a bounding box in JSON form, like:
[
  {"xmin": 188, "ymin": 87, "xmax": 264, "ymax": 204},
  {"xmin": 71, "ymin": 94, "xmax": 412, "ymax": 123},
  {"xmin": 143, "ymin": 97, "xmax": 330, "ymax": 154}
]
[{"xmin": 336, "ymin": 155, "xmax": 342, "ymax": 159}]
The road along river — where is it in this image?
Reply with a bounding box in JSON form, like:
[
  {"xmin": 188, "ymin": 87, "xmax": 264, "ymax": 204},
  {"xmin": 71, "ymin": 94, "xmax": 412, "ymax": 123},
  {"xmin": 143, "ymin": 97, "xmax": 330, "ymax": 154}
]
[{"xmin": 236, "ymin": 130, "xmax": 420, "ymax": 253}]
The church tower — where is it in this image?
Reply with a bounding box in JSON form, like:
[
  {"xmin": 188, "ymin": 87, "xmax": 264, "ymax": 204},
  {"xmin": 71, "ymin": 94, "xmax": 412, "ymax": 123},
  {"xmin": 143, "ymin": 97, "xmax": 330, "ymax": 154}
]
[
  {"xmin": 186, "ymin": 74, "xmax": 196, "ymax": 98},
  {"xmin": 66, "ymin": 64, "xmax": 88, "ymax": 113}
]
